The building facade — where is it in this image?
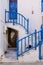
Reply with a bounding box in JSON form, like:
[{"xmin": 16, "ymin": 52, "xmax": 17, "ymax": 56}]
[{"xmin": 0, "ymin": 0, "xmax": 43, "ymax": 57}]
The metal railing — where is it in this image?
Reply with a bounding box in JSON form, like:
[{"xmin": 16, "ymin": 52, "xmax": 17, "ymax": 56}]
[
  {"xmin": 16, "ymin": 29, "xmax": 42, "ymax": 59},
  {"xmin": 16, "ymin": 25, "xmax": 43, "ymax": 59},
  {"xmin": 5, "ymin": 10, "xmax": 29, "ymax": 33},
  {"xmin": 38, "ymin": 25, "xmax": 43, "ymax": 60}
]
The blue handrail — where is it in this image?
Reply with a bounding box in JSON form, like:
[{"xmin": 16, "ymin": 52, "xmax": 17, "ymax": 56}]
[
  {"xmin": 38, "ymin": 41, "xmax": 42, "ymax": 60},
  {"xmin": 5, "ymin": 10, "xmax": 29, "ymax": 33},
  {"xmin": 16, "ymin": 29, "xmax": 42, "ymax": 59},
  {"xmin": 16, "ymin": 25, "xmax": 43, "ymax": 59},
  {"xmin": 38, "ymin": 25, "xmax": 43, "ymax": 60}
]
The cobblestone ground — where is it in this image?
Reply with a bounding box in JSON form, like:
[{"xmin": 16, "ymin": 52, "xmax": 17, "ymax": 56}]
[{"xmin": 0, "ymin": 61, "xmax": 43, "ymax": 65}]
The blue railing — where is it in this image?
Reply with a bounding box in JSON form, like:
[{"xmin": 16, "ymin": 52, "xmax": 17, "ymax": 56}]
[
  {"xmin": 16, "ymin": 30, "xmax": 42, "ymax": 59},
  {"xmin": 38, "ymin": 25, "xmax": 43, "ymax": 60},
  {"xmin": 5, "ymin": 10, "xmax": 29, "ymax": 33},
  {"xmin": 16, "ymin": 25, "xmax": 43, "ymax": 59},
  {"xmin": 38, "ymin": 40, "xmax": 42, "ymax": 60}
]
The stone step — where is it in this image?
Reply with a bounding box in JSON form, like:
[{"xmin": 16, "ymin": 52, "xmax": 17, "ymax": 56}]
[{"xmin": 18, "ymin": 48, "xmax": 39, "ymax": 63}]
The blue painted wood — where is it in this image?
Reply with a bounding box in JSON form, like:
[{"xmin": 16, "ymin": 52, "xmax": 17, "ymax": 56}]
[
  {"xmin": 41, "ymin": 24, "xmax": 43, "ymax": 40},
  {"xmin": 21, "ymin": 40, "xmax": 22, "ymax": 55},
  {"xmin": 35, "ymin": 29, "xmax": 37, "ymax": 50},
  {"xmin": 13, "ymin": 19, "xmax": 14, "ymax": 25},
  {"xmin": 9, "ymin": 0, "xmax": 17, "ymax": 19},
  {"xmin": 16, "ymin": 39, "xmax": 18, "ymax": 60},
  {"xmin": 27, "ymin": 19, "xmax": 29, "ymax": 33},
  {"xmin": 31, "ymin": 34, "xmax": 33, "ymax": 47},
  {"xmin": 28, "ymin": 36, "xmax": 29, "ymax": 49},
  {"xmin": 5, "ymin": 10, "xmax": 6, "ymax": 23},
  {"xmin": 41, "ymin": 1, "xmax": 43, "ymax": 12},
  {"xmin": 39, "ymin": 41, "xmax": 42, "ymax": 60}
]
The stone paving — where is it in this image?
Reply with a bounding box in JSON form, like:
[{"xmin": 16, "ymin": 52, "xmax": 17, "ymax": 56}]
[
  {"xmin": 0, "ymin": 61, "xmax": 43, "ymax": 65},
  {"xmin": 0, "ymin": 42, "xmax": 43, "ymax": 64}
]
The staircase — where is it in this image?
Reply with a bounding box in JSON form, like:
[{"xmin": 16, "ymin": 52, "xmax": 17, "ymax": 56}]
[
  {"xmin": 5, "ymin": 10, "xmax": 29, "ymax": 33},
  {"xmin": 16, "ymin": 25, "xmax": 43, "ymax": 60},
  {"xmin": 18, "ymin": 48, "xmax": 39, "ymax": 63},
  {"xmin": 5, "ymin": 10, "xmax": 43, "ymax": 62}
]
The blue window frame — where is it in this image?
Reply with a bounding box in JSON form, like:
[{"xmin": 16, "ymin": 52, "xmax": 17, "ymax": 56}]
[
  {"xmin": 9, "ymin": 0, "xmax": 17, "ymax": 19},
  {"xmin": 41, "ymin": 0, "xmax": 43, "ymax": 12}
]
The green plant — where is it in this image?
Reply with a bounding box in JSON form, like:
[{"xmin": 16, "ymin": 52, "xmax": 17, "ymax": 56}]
[{"xmin": 6, "ymin": 28, "xmax": 8, "ymax": 34}]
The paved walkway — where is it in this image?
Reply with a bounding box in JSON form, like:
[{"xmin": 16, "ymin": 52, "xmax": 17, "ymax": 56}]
[
  {"xmin": 0, "ymin": 43, "xmax": 43, "ymax": 63},
  {"xmin": 0, "ymin": 47, "xmax": 40, "ymax": 63},
  {"xmin": 0, "ymin": 61, "xmax": 43, "ymax": 65}
]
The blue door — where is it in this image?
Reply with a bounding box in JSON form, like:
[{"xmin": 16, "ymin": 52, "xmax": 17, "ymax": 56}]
[{"xmin": 9, "ymin": 0, "xmax": 17, "ymax": 19}]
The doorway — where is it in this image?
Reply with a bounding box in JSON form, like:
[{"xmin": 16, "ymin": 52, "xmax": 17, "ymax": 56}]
[{"xmin": 8, "ymin": 28, "xmax": 18, "ymax": 48}]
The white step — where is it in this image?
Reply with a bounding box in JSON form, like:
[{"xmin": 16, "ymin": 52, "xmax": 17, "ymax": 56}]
[{"xmin": 18, "ymin": 47, "xmax": 39, "ymax": 63}]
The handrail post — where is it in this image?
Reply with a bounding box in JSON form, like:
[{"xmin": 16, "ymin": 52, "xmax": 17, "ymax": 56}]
[
  {"xmin": 39, "ymin": 41, "xmax": 42, "ymax": 60},
  {"xmin": 27, "ymin": 19, "xmax": 29, "ymax": 33},
  {"xmin": 13, "ymin": 19, "xmax": 14, "ymax": 25},
  {"xmin": 16, "ymin": 39, "xmax": 18, "ymax": 60},
  {"xmin": 35, "ymin": 29, "xmax": 37, "ymax": 50},
  {"xmin": 5, "ymin": 9, "xmax": 6, "ymax": 23},
  {"xmin": 41, "ymin": 24, "xmax": 43, "ymax": 40}
]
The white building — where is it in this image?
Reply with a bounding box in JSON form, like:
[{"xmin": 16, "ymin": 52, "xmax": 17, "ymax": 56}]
[{"xmin": 0, "ymin": 0, "xmax": 43, "ymax": 60}]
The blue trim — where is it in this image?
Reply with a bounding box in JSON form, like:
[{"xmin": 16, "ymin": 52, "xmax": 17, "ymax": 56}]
[
  {"xmin": 27, "ymin": 19, "xmax": 29, "ymax": 33},
  {"xmin": 16, "ymin": 39, "xmax": 18, "ymax": 60},
  {"xmin": 39, "ymin": 41, "xmax": 42, "ymax": 60},
  {"xmin": 5, "ymin": 10, "xmax": 6, "ymax": 23},
  {"xmin": 35, "ymin": 29, "xmax": 37, "ymax": 50},
  {"xmin": 13, "ymin": 19, "xmax": 14, "ymax": 25},
  {"xmin": 9, "ymin": 1, "xmax": 17, "ymax": 19},
  {"xmin": 21, "ymin": 40, "xmax": 22, "ymax": 55},
  {"xmin": 41, "ymin": 24, "xmax": 43, "ymax": 40},
  {"xmin": 41, "ymin": 2, "xmax": 43, "ymax": 12},
  {"xmin": 16, "ymin": 26, "xmax": 43, "ymax": 59}
]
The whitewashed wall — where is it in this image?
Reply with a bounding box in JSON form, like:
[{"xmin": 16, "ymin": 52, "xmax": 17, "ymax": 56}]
[
  {"xmin": 0, "ymin": 0, "xmax": 9, "ymax": 56},
  {"xmin": 18, "ymin": 0, "xmax": 42, "ymax": 33},
  {"xmin": 0, "ymin": 0, "xmax": 42, "ymax": 56},
  {"xmin": 0, "ymin": 0, "xmax": 9, "ymax": 22},
  {"xmin": 0, "ymin": 19, "xmax": 8, "ymax": 57}
]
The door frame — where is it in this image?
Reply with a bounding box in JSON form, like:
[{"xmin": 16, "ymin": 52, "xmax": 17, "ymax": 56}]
[{"xmin": 8, "ymin": 28, "xmax": 18, "ymax": 48}]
